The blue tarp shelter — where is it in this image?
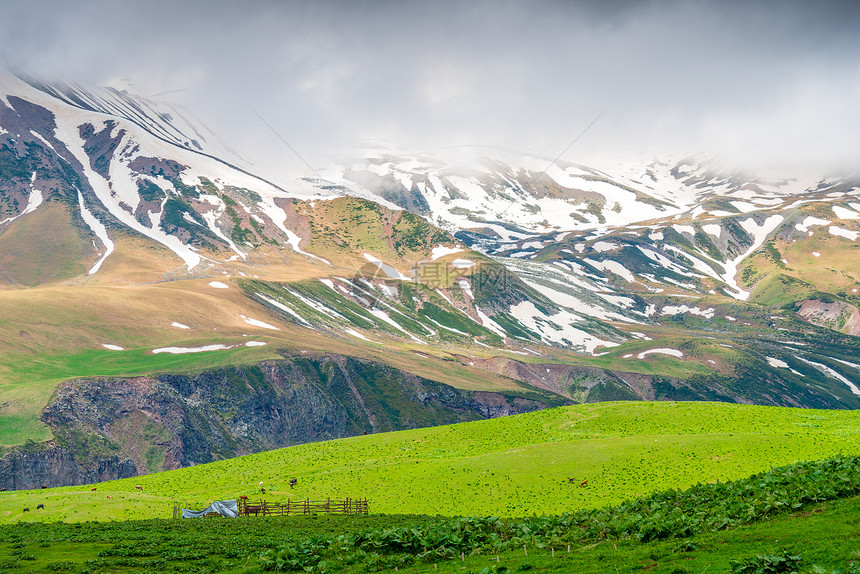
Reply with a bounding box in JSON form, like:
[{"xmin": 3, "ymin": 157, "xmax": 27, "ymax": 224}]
[{"xmin": 181, "ymin": 499, "xmax": 238, "ymax": 518}]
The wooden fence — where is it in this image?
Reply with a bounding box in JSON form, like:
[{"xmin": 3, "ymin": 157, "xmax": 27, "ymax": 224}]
[{"xmin": 238, "ymin": 497, "xmax": 369, "ymax": 517}]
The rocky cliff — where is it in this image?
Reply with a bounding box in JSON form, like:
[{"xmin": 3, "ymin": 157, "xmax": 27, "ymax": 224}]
[
  {"xmin": 796, "ymin": 299, "xmax": 860, "ymax": 337},
  {"xmin": 0, "ymin": 353, "xmax": 563, "ymax": 490}
]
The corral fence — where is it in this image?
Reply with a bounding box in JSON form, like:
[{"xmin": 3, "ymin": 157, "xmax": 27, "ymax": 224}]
[{"xmin": 238, "ymin": 497, "xmax": 369, "ymax": 517}]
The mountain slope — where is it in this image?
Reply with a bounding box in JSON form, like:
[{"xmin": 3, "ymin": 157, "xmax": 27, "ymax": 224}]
[{"xmin": 2, "ymin": 69, "xmax": 860, "ymax": 490}]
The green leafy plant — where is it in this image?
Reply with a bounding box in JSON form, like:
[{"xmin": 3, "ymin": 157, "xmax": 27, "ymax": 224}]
[{"xmin": 730, "ymin": 551, "xmax": 802, "ymax": 573}]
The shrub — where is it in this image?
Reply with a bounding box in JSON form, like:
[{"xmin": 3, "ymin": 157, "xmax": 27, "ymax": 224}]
[{"xmin": 730, "ymin": 551, "xmax": 802, "ymax": 573}]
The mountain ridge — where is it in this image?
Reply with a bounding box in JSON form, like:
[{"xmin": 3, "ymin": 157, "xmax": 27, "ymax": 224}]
[{"xmin": 2, "ymin": 70, "xmax": 860, "ymax": 488}]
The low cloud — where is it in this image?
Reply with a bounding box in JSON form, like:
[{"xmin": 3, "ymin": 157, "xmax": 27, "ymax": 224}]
[{"xmin": 2, "ymin": 0, "xmax": 858, "ymax": 176}]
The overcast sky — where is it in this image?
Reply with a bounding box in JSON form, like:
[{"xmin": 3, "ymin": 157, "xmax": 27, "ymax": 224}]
[{"xmin": 2, "ymin": 0, "xmax": 859, "ymax": 174}]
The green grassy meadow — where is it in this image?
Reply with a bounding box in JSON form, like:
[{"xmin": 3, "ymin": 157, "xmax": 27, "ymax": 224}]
[
  {"xmin": 0, "ymin": 460, "xmax": 857, "ymax": 573},
  {"xmin": 3, "ymin": 401, "xmax": 858, "ymax": 524},
  {"xmin": 0, "ymin": 498, "xmax": 856, "ymax": 574}
]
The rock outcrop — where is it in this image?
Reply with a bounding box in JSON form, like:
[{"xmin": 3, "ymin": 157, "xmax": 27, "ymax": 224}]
[
  {"xmin": 796, "ymin": 299, "xmax": 860, "ymax": 336},
  {"xmin": 0, "ymin": 353, "xmax": 562, "ymax": 490}
]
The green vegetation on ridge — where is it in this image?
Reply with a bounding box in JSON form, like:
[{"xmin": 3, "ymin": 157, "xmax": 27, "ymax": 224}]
[{"xmin": 255, "ymin": 455, "xmax": 860, "ymax": 573}]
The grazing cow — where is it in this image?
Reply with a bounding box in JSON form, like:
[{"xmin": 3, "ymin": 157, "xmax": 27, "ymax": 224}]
[
  {"xmin": 91, "ymin": 487, "xmax": 97, "ymax": 492},
  {"xmin": 106, "ymin": 496, "xmax": 113, "ymax": 499},
  {"xmin": 36, "ymin": 504, "xmax": 44, "ymax": 509},
  {"xmin": 289, "ymin": 478, "xmax": 297, "ymax": 489},
  {"xmin": 239, "ymin": 495, "xmax": 248, "ymax": 500},
  {"xmin": 580, "ymin": 480, "xmax": 588, "ymax": 487},
  {"xmin": 134, "ymin": 485, "xmax": 143, "ymax": 491},
  {"xmin": 41, "ymin": 485, "xmax": 47, "ymax": 489},
  {"xmin": 567, "ymin": 477, "xmax": 575, "ymax": 483},
  {"xmin": 259, "ymin": 481, "xmax": 266, "ymax": 494},
  {"xmin": 1, "ymin": 488, "xmax": 6, "ymax": 491},
  {"xmin": 22, "ymin": 508, "xmax": 29, "ymax": 512}
]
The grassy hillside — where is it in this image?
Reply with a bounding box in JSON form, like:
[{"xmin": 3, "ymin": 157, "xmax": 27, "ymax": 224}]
[
  {"xmin": 293, "ymin": 196, "xmax": 461, "ymax": 271},
  {"xmin": 2, "ymin": 401, "xmax": 858, "ymax": 523},
  {"xmin": 743, "ymin": 207, "xmax": 860, "ymax": 309},
  {"xmin": 0, "ymin": 457, "xmax": 858, "ymax": 573},
  {"xmin": 0, "ymin": 202, "xmax": 90, "ymax": 287},
  {"xmin": 0, "ymin": 498, "xmax": 855, "ymax": 573}
]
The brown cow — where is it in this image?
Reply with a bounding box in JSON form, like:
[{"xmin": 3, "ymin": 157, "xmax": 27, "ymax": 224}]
[
  {"xmin": 134, "ymin": 485, "xmax": 143, "ymax": 491},
  {"xmin": 90, "ymin": 487, "xmax": 97, "ymax": 491}
]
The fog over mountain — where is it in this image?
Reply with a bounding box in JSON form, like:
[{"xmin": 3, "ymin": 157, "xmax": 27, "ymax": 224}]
[{"xmin": 2, "ymin": 0, "xmax": 859, "ymax": 178}]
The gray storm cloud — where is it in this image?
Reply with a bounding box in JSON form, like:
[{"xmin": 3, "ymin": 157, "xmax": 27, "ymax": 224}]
[{"xmin": 2, "ymin": 0, "xmax": 859, "ymax": 175}]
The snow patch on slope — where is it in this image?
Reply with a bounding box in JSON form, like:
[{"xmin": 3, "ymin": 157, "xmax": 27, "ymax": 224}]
[
  {"xmin": 661, "ymin": 305, "xmax": 715, "ymax": 319},
  {"xmin": 722, "ymin": 215, "xmax": 784, "ymax": 300},
  {"xmin": 54, "ymin": 124, "xmax": 202, "ymax": 270},
  {"xmin": 0, "ymin": 173, "xmax": 44, "ymax": 226},
  {"xmin": 153, "ymin": 344, "xmax": 233, "ymax": 354},
  {"xmin": 584, "ymin": 259, "xmax": 635, "ymax": 282},
  {"xmin": 799, "ymin": 357, "xmax": 860, "ymax": 397},
  {"xmin": 702, "ymin": 224, "xmax": 722, "ymax": 238},
  {"xmin": 255, "ymin": 293, "xmax": 311, "ymax": 326},
  {"xmin": 508, "ymin": 301, "xmax": 617, "ymax": 354},
  {"xmin": 77, "ymin": 190, "xmax": 115, "ymax": 275},
  {"xmin": 829, "ymin": 226, "xmax": 859, "ymax": 241},
  {"xmin": 795, "ymin": 216, "xmax": 830, "ymax": 233},
  {"xmin": 363, "ymin": 253, "xmax": 411, "ymax": 280},
  {"xmin": 637, "ymin": 348, "xmax": 683, "ymax": 359},
  {"xmin": 832, "ymin": 205, "xmax": 859, "ymax": 219},
  {"xmin": 240, "ymin": 315, "xmax": 281, "ymax": 330},
  {"xmin": 430, "ymin": 246, "xmax": 463, "ymax": 260},
  {"xmin": 343, "ymin": 328, "xmax": 382, "ymax": 344}
]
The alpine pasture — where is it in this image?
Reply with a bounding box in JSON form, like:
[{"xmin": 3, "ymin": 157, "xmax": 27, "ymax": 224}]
[{"xmin": 3, "ymin": 401, "xmax": 858, "ymax": 523}]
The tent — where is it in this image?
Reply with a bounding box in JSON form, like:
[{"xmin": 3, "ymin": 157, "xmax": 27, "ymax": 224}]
[{"xmin": 181, "ymin": 499, "xmax": 238, "ymax": 518}]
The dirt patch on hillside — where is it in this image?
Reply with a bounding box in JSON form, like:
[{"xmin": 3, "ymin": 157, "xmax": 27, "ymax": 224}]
[{"xmin": 796, "ymin": 299, "xmax": 860, "ymax": 336}]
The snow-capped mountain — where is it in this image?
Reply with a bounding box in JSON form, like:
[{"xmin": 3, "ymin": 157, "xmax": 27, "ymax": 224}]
[
  {"xmin": 339, "ymin": 151, "xmax": 850, "ymax": 238},
  {"xmin": 0, "ymin": 69, "xmax": 334, "ymax": 273},
  {"xmin": 3, "ymin": 69, "xmax": 860, "ymax": 413}
]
